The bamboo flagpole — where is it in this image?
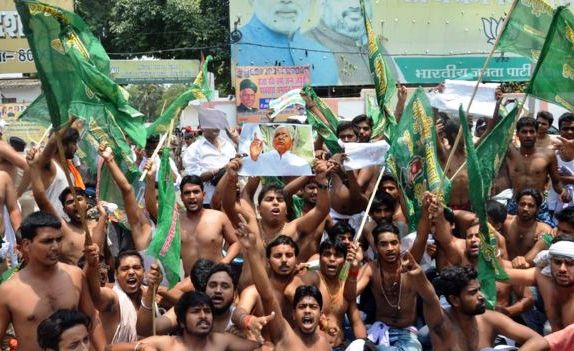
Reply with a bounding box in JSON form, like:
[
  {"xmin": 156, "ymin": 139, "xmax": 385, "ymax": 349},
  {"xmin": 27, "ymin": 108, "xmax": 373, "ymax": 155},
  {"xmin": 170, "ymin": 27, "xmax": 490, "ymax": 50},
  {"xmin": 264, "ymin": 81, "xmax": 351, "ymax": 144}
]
[
  {"xmin": 138, "ymin": 108, "xmax": 182, "ymax": 182},
  {"xmin": 338, "ymin": 168, "xmax": 386, "ymax": 281},
  {"xmin": 440, "ymin": 0, "xmax": 520, "ymax": 188}
]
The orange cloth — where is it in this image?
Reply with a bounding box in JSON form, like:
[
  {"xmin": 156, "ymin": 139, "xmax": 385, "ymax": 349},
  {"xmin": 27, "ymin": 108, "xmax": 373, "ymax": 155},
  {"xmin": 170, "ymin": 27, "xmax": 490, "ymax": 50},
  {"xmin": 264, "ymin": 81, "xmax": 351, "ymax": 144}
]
[{"xmin": 67, "ymin": 160, "xmax": 85, "ymax": 190}]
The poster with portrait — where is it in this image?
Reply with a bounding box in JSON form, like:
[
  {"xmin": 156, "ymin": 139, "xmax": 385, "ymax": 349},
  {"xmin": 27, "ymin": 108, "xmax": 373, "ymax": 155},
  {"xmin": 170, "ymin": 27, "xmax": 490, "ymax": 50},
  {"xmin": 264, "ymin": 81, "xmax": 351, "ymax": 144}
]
[
  {"xmin": 235, "ymin": 66, "xmax": 311, "ymax": 124},
  {"xmin": 0, "ymin": 103, "xmax": 47, "ymax": 145},
  {"xmin": 237, "ymin": 123, "xmax": 314, "ymax": 176},
  {"xmin": 230, "ymin": 0, "xmax": 539, "ymax": 85}
]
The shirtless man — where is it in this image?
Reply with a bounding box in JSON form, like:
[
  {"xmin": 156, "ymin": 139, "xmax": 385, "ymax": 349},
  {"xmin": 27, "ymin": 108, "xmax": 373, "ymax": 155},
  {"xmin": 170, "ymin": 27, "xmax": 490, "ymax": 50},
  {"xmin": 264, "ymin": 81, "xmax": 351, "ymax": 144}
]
[
  {"xmin": 222, "ymin": 157, "xmax": 330, "ymax": 246},
  {"xmin": 178, "ymin": 175, "xmax": 239, "ymax": 274},
  {"xmin": 85, "ymin": 247, "xmax": 156, "ymax": 343},
  {"xmin": 504, "ymin": 189, "xmax": 552, "ymax": 268},
  {"xmin": 314, "ymin": 239, "xmax": 365, "ymax": 349},
  {"xmin": 438, "ymin": 118, "xmax": 471, "ymax": 211},
  {"xmin": 283, "ymin": 176, "xmax": 335, "ymax": 261},
  {"xmin": 346, "ymin": 222, "xmax": 423, "ymax": 350},
  {"xmin": 536, "ymin": 111, "xmax": 556, "ymax": 149},
  {"xmin": 0, "ymin": 211, "xmax": 105, "ymax": 351},
  {"xmin": 236, "ymin": 217, "xmax": 331, "ymax": 351},
  {"xmin": 380, "ymin": 174, "xmax": 407, "ymax": 224},
  {"xmin": 504, "ymin": 236, "xmax": 574, "ymax": 332},
  {"xmin": 136, "ymin": 263, "xmax": 274, "ymax": 338},
  {"xmin": 423, "ymin": 265, "xmax": 544, "ymax": 350},
  {"xmin": 27, "ymin": 148, "xmax": 106, "ymax": 264},
  {"xmin": 506, "ymin": 117, "xmax": 571, "ymax": 220},
  {"xmin": 111, "ymin": 291, "xmax": 261, "ymax": 351},
  {"xmin": 232, "ymin": 235, "xmax": 316, "ymax": 329}
]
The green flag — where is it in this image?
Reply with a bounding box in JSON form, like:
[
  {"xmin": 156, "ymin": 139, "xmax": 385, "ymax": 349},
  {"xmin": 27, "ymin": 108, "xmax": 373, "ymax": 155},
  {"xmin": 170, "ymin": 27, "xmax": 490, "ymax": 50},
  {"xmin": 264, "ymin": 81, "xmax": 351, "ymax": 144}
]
[
  {"xmin": 385, "ymin": 88, "xmax": 451, "ymax": 231},
  {"xmin": 302, "ymin": 85, "xmax": 343, "ymax": 154},
  {"xmin": 527, "ymin": 6, "xmax": 574, "ymax": 111},
  {"xmin": 360, "ymin": 0, "xmax": 397, "ymax": 140},
  {"xmin": 460, "ymin": 106, "xmax": 508, "ymax": 309},
  {"xmin": 146, "ymin": 56, "xmax": 214, "ymax": 137},
  {"xmin": 147, "ymin": 148, "xmax": 182, "ymax": 288},
  {"xmin": 496, "ymin": 0, "xmax": 554, "ymax": 62}
]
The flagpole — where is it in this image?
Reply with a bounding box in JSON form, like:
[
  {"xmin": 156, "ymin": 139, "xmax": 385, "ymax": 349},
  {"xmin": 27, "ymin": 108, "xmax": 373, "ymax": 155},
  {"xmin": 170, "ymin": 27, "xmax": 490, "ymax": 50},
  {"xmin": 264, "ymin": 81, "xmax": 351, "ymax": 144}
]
[
  {"xmin": 448, "ymin": 94, "xmax": 527, "ymax": 181},
  {"xmin": 55, "ymin": 132, "xmax": 92, "ymax": 246},
  {"xmin": 138, "ymin": 108, "xmax": 181, "ymax": 182},
  {"xmin": 339, "ymin": 167, "xmax": 385, "ymax": 281},
  {"xmin": 441, "ymin": 0, "xmax": 519, "ymax": 188}
]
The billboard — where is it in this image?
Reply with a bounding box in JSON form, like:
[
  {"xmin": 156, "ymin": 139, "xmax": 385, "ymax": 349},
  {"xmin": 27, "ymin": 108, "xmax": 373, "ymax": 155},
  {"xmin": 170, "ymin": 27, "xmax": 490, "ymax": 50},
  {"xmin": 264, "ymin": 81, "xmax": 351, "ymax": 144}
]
[
  {"xmin": 109, "ymin": 60, "xmax": 200, "ymax": 84},
  {"xmin": 0, "ymin": 0, "xmax": 74, "ymax": 74},
  {"xmin": 229, "ymin": 0, "xmax": 567, "ymax": 86},
  {"xmin": 235, "ymin": 65, "xmax": 310, "ymax": 124}
]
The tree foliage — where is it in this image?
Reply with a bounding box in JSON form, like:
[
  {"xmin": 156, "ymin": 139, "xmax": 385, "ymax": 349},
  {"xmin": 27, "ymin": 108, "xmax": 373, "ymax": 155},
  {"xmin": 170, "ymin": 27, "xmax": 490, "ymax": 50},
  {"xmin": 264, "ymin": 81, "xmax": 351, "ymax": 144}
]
[{"xmin": 75, "ymin": 0, "xmax": 231, "ymax": 94}]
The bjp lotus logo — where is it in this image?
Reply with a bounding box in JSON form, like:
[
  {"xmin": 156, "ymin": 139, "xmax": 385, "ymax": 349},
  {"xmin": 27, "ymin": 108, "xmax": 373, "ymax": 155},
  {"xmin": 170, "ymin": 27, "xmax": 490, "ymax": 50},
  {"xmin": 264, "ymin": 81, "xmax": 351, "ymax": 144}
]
[{"xmin": 481, "ymin": 17, "xmax": 504, "ymax": 45}]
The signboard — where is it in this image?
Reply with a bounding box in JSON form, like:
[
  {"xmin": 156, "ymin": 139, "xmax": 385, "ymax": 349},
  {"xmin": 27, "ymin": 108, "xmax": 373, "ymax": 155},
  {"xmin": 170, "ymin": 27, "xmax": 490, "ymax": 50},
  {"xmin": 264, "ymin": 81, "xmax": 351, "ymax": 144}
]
[
  {"xmin": 229, "ymin": 0, "xmax": 566, "ymax": 85},
  {"xmin": 235, "ymin": 65, "xmax": 310, "ymax": 124},
  {"xmin": 0, "ymin": 0, "xmax": 74, "ymax": 74},
  {"xmin": 109, "ymin": 60, "xmax": 200, "ymax": 84},
  {"xmin": 0, "ymin": 103, "xmax": 47, "ymax": 145}
]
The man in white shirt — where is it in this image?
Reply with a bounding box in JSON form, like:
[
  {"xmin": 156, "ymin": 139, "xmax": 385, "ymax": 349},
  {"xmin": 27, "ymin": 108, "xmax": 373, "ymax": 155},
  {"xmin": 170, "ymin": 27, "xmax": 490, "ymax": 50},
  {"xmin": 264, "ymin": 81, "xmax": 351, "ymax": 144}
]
[{"xmin": 183, "ymin": 129, "xmax": 236, "ymax": 206}]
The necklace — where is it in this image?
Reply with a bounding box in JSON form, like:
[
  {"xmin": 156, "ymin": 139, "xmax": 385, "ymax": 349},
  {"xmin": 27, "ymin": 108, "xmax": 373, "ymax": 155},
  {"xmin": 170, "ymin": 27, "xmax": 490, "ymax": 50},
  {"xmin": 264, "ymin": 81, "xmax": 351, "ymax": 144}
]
[{"xmin": 379, "ymin": 262, "xmax": 402, "ymax": 310}]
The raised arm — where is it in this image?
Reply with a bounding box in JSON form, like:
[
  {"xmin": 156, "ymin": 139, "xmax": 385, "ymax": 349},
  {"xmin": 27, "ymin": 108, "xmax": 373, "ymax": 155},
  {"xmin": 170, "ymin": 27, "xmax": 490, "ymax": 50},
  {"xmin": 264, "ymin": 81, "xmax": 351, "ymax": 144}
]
[
  {"xmin": 0, "ymin": 142, "xmax": 27, "ymax": 171},
  {"xmin": 402, "ymin": 251, "xmax": 447, "ymax": 338},
  {"xmin": 219, "ymin": 212, "xmax": 241, "ymax": 264},
  {"xmin": 26, "ymin": 148, "xmax": 60, "ymax": 218},
  {"xmin": 236, "ymin": 215, "xmax": 284, "ymax": 344},
  {"xmin": 343, "ymin": 242, "xmax": 371, "ymax": 301},
  {"xmin": 411, "ymin": 192, "xmax": 432, "ymax": 263},
  {"xmin": 394, "ymin": 84, "xmax": 408, "ymax": 123},
  {"xmin": 431, "ymin": 198, "xmax": 463, "ymax": 265},
  {"xmin": 2, "ymin": 172, "xmax": 21, "ymax": 232},
  {"xmin": 84, "ymin": 244, "xmax": 117, "ymax": 313},
  {"xmin": 136, "ymin": 265, "xmax": 176, "ymax": 336},
  {"xmin": 78, "ymin": 267, "xmax": 107, "ymax": 351},
  {"xmin": 99, "ymin": 144, "xmax": 151, "ymax": 251}
]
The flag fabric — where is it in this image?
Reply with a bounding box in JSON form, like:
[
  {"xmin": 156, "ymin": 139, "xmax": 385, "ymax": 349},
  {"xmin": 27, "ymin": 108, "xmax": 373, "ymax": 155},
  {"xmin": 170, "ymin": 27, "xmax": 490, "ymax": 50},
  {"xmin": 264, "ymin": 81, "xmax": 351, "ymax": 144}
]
[
  {"xmin": 343, "ymin": 140, "xmax": 390, "ymax": 170},
  {"xmin": 302, "ymin": 85, "xmax": 342, "ymax": 154},
  {"xmin": 17, "ymin": 0, "xmax": 143, "ymax": 185},
  {"xmin": 527, "ymin": 6, "xmax": 574, "ymax": 111},
  {"xmin": 268, "ymin": 89, "xmax": 306, "ymax": 119},
  {"xmin": 460, "ymin": 106, "xmax": 508, "ymax": 309},
  {"xmin": 147, "ymin": 148, "xmax": 182, "ymax": 288},
  {"xmin": 360, "ymin": 0, "xmax": 397, "ymax": 140},
  {"xmin": 146, "ymin": 56, "xmax": 213, "ymax": 137},
  {"xmin": 496, "ymin": 0, "xmax": 554, "ymax": 62},
  {"xmin": 385, "ymin": 88, "xmax": 451, "ymax": 231}
]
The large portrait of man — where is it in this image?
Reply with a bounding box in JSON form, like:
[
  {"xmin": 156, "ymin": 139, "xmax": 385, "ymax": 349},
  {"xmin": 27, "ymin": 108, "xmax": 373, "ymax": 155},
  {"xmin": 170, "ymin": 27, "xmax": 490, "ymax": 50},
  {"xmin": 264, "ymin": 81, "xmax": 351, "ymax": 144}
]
[
  {"xmin": 232, "ymin": 0, "xmax": 339, "ymax": 86},
  {"xmin": 238, "ymin": 123, "xmax": 314, "ymax": 176}
]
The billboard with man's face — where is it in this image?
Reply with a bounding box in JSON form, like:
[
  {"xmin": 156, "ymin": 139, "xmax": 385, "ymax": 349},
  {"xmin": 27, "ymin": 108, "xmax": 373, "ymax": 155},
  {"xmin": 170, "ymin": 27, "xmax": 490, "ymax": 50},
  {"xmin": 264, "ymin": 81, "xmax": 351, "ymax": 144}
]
[{"xmin": 229, "ymin": 0, "xmax": 561, "ymax": 86}]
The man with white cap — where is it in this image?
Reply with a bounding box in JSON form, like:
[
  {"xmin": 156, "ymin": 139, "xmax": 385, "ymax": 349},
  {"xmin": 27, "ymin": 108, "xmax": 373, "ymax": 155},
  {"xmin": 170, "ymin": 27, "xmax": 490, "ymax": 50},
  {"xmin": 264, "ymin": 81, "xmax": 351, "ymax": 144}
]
[{"xmin": 504, "ymin": 236, "xmax": 574, "ymax": 332}]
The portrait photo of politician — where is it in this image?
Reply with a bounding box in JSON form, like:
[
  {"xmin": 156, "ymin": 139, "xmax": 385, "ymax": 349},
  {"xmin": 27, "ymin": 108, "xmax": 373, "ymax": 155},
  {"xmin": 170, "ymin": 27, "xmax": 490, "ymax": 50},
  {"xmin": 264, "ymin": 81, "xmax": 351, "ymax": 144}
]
[
  {"xmin": 237, "ymin": 78, "xmax": 259, "ymax": 113},
  {"xmin": 232, "ymin": 0, "xmax": 339, "ymax": 86},
  {"xmin": 238, "ymin": 124, "xmax": 314, "ymax": 177}
]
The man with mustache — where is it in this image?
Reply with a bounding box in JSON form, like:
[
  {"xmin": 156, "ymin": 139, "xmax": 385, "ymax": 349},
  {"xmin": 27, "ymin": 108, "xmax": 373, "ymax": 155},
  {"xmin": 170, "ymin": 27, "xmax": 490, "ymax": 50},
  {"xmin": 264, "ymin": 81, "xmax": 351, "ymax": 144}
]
[
  {"xmin": 506, "ymin": 117, "xmax": 571, "ymax": 226},
  {"xmin": 137, "ymin": 262, "xmax": 273, "ymax": 339},
  {"xmin": 236, "ymin": 217, "xmax": 331, "ymax": 351},
  {"xmin": 504, "ymin": 236, "xmax": 574, "ymax": 333},
  {"xmin": 111, "ymin": 292, "xmax": 261, "ymax": 351},
  {"xmin": 85, "ymin": 248, "xmax": 160, "ymax": 343},
  {"xmin": 425, "ymin": 265, "xmax": 544, "ymax": 350},
  {"xmin": 233, "ymin": 0, "xmax": 338, "ymax": 86},
  {"xmin": 0, "ymin": 211, "xmax": 106, "ymax": 351},
  {"xmin": 345, "ymin": 222, "xmax": 424, "ymax": 350},
  {"xmin": 503, "ymin": 189, "xmax": 552, "ymax": 269}
]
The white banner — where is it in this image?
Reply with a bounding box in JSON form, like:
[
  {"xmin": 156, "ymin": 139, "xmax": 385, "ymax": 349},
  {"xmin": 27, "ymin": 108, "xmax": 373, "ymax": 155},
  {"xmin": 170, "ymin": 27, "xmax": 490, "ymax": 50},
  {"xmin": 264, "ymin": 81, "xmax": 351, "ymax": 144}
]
[
  {"xmin": 428, "ymin": 80, "xmax": 500, "ymax": 118},
  {"xmin": 343, "ymin": 140, "xmax": 390, "ymax": 170}
]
